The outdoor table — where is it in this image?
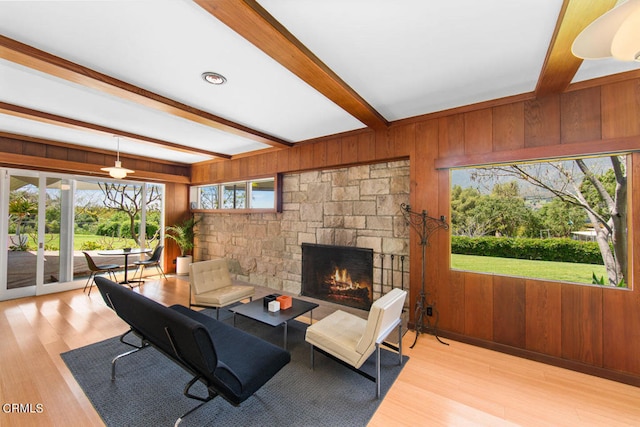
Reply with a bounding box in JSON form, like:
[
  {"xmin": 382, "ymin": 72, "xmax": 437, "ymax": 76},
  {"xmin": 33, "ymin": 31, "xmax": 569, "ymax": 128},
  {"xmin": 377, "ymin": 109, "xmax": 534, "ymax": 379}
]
[{"xmin": 98, "ymin": 248, "xmax": 152, "ymax": 286}]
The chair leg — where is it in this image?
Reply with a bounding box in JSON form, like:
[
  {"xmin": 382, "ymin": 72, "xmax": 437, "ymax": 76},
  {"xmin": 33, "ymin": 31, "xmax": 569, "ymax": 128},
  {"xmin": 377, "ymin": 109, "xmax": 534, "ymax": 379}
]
[
  {"xmin": 132, "ymin": 265, "xmax": 142, "ymax": 281},
  {"xmin": 398, "ymin": 323, "xmax": 403, "ymax": 365},
  {"xmin": 216, "ymin": 307, "xmax": 220, "ymax": 320},
  {"xmin": 310, "ymin": 344, "xmax": 315, "ymax": 369},
  {"xmin": 84, "ymin": 272, "xmax": 95, "ymax": 295},
  {"xmin": 156, "ymin": 264, "xmax": 168, "ymax": 280},
  {"xmin": 376, "ymin": 343, "xmax": 381, "ymax": 399}
]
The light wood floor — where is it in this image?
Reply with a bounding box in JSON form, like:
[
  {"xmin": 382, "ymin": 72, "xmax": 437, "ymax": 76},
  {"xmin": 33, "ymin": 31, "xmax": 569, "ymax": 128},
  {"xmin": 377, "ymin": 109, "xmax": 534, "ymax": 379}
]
[{"xmin": 1, "ymin": 277, "xmax": 639, "ymax": 427}]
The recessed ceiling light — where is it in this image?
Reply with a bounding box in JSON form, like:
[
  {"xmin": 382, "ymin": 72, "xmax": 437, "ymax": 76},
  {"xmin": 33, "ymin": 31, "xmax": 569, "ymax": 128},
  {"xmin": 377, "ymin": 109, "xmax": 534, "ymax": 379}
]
[{"xmin": 201, "ymin": 72, "xmax": 227, "ymax": 85}]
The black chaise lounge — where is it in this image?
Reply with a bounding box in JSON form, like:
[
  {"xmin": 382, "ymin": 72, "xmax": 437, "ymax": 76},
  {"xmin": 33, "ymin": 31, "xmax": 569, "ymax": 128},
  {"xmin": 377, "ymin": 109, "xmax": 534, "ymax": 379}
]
[{"xmin": 94, "ymin": 277, "xmax": 291, "ymax": 425}]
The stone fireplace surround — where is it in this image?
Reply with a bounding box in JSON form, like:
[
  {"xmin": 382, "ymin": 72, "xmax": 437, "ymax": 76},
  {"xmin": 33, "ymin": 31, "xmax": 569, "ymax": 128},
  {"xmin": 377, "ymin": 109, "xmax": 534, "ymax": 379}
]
[{"xmin": 194, "ymin": 160, "xmax": 410, "ymax": 302}]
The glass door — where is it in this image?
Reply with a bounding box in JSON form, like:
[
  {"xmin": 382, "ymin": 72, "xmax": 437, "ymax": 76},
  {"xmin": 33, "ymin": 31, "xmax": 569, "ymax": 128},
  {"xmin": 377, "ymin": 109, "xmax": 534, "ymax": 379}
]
[
  {"xmin": 35, "ymin": 176, "xmax": 74, "ymax": 295},
  {"xmin": 1, "ymin": 170, "xmax": 39, "ymax": 300}
]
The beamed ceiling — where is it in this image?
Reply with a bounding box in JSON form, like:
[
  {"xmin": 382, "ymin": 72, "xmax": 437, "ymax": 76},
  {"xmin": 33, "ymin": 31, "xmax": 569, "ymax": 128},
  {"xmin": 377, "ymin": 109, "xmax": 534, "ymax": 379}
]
[{"xmin": 1, "ymin": 0, "xmax": 639, "ymax": 168}]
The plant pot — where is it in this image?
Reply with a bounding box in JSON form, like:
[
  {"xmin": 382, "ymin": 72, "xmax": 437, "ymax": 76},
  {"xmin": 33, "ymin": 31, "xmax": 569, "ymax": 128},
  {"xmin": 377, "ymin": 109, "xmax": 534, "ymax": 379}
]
[{"xmin": 176, "ymin": 255, "xmax": 192, "ymax": 275}]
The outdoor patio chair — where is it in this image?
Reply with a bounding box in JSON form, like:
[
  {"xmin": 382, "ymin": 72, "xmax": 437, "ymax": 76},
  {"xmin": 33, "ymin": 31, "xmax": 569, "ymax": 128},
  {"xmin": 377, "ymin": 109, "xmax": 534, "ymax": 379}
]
[
  {"xmin": 132, "ymin": 245, "xmax": 167, "ymax": 281},
  {"xmin": 82, "ymin": 251, "xmax": 120, "ymax": 296},
  {"xmin": 305, "ymin": 288, "xmax": 407, "ymax": 398}
]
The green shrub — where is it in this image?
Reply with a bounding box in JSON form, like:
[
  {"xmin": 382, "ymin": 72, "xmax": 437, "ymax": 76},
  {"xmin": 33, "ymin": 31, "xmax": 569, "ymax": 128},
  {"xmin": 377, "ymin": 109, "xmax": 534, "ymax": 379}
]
[
  {"xmin": 451, "ymin": 236, "xmax": 603, "ymax": 264},
  {"xmin": 80, "ymin": 241, "xmax": 102, "ymax": 251}
]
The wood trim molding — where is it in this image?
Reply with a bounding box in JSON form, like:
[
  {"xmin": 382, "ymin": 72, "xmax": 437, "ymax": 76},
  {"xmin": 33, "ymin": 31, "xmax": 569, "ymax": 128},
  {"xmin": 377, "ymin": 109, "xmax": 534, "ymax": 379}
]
[
  {"xmin": 0, "ymin": 152, "xmax": 190, "ymax": 184},
  {"xmin": 0, "ymin": 131, "xmax": 189, "ymax": 167},
  {"xmin": 435, "ymin": 135, "xmax": 640, "ymax": 169}
]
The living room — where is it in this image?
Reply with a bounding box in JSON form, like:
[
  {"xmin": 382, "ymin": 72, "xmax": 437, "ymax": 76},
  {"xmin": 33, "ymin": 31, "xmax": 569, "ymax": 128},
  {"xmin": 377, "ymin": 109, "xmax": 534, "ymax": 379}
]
[{"xmin": 2, "ymin": 1, "xmax": 640, "ymax": 426}]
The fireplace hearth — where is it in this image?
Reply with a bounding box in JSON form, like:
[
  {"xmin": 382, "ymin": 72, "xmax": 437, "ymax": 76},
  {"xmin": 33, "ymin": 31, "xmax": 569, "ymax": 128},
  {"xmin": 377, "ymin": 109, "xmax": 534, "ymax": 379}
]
[{"xmin": 302, "ymin": 243, "xmax": 374, "ymax": 310}]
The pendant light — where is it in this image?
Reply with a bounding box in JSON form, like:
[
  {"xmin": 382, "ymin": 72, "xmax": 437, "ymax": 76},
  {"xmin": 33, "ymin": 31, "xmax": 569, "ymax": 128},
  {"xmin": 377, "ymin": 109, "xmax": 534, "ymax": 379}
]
[
  {"xmin": 572, "ymin": 0, "xmax": 640, "ymax": 62},
  {"xmin": 101, "ymin": 136, "xmax": 134, "ymax": 179}
]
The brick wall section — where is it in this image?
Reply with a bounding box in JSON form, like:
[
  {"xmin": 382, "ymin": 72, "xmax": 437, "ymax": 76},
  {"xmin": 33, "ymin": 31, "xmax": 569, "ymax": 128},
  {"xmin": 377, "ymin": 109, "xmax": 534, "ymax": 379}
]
[{"xmin": 194, "ymin": 160, "xmax": 410, "ymax": 299}]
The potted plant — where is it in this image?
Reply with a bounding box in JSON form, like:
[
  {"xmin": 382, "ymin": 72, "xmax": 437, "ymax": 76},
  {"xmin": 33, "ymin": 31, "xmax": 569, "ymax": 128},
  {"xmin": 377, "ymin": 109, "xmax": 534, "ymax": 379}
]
[{"xmin": 165, "ymin": 217, "xmax": 199, "ymax": 275}]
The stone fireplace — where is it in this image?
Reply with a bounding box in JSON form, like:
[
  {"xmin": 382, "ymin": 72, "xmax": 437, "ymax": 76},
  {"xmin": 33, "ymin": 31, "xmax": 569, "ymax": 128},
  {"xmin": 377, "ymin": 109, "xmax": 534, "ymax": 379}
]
[
  {"xmin": 195, "ymin": 160, "xmax": 410, "ymax": 300},
  {"xmin": 302, "ymin": 243, "xmax": 374, "ymax": 310}
]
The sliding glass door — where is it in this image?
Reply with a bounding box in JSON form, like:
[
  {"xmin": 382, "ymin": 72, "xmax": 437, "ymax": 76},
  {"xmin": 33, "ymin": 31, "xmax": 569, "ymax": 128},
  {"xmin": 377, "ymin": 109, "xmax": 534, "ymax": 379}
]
[{"xmin": 0, "ymin": 168, "xmax": 164, "ymax": 301}]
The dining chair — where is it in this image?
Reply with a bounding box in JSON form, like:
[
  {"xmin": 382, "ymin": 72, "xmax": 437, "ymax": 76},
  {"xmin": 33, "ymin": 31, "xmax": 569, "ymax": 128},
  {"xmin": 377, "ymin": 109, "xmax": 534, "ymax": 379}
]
[
  {"xmin": 132, "ymin": 245, "xmax": 167, "ymax": 281},
  {"xmin": 82, "ymin": 251, "xmax": 120, "ymax": 296}
]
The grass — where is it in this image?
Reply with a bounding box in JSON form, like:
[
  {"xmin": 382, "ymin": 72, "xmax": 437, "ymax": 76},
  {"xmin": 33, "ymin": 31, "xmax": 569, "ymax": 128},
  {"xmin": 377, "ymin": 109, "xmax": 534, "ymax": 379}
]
[
  {"xmin": 21, "ymin": 234, "xmax": 139, "ymax": 251},
  {"xmin": 451, "ymin": 254, "xmax": 608, "ymax": 285}
]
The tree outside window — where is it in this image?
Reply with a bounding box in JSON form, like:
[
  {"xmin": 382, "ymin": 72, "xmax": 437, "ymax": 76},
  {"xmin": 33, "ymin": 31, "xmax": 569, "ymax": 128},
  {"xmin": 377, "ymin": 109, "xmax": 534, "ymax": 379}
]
[{"xmin": 450, "ymin": 154, "xmax": 628, "ymax": 287}]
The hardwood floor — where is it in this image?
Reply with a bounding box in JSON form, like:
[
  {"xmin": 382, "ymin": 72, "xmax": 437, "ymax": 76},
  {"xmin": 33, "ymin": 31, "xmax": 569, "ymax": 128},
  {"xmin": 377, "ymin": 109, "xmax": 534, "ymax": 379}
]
[{"xmin": 1, "ymin": 277, "xmax": 639, "ymax": 426}]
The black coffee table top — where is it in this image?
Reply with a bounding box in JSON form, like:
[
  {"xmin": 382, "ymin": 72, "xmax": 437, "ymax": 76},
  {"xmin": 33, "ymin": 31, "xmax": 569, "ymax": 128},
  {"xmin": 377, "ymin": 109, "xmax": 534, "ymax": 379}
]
[{"xmin": 229, "ymin": 297, "xmax": 319, "ymax": 327}]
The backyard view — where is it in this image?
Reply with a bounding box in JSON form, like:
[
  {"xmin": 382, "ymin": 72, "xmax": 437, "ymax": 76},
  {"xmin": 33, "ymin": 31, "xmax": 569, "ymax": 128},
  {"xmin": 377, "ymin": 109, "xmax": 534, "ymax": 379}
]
[
  {"xmin": 450, "ymin": 154, "xmax": 627, "ymax": 287},
  {"xmin": 7, "ymin": 177, "xmax": 163, "ymax": 289}
]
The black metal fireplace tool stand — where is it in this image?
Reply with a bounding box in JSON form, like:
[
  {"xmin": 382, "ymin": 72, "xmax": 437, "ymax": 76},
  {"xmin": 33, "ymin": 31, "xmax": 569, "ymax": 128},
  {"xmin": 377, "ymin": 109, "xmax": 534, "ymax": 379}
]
[{"xmin": 400, "ymin": 203, "xmax": 449, "ymax": 348}]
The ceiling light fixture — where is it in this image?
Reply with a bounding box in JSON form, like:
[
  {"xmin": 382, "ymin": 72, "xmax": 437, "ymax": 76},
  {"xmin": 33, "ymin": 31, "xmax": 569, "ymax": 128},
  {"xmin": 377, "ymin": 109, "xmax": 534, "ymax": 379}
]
[
  {"xmin": 572, "ymin": 0, "xmax": 640, "ymax": 62},
  {"xmin": 101, "ymin": 136, "xmax": 134, "ymax": 179},
  {"xmin": 201, "ymin": 71, "xmax": 227, "ymax": 85}
]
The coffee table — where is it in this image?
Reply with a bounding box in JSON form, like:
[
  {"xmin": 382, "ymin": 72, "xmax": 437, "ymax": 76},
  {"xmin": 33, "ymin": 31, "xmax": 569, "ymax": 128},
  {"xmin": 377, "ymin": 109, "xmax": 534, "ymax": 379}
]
[{"xmin": 229, "ymin": 297, "xmax": 319, "ymax": 350}]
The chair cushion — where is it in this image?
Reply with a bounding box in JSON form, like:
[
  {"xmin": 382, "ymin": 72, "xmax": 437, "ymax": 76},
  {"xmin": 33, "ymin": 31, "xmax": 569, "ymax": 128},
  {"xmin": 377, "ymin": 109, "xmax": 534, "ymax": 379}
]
[
  {"xmin": 194, "ymin": 284, "xmax": 255, "ymax": 306},
  {"xmin": 305, "ymin": 310, "xmax": 367, "ymax": 367},
  {"xmin": 190, "ymin": 259, "xmax": 233, "ymax": 295}
]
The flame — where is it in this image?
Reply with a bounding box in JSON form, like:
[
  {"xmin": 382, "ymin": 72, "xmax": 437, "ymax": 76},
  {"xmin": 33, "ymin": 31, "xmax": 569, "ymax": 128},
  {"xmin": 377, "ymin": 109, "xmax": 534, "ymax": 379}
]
[{"xmin": 330, "ymin": 267, "xmax": 360, "ymax": 289}]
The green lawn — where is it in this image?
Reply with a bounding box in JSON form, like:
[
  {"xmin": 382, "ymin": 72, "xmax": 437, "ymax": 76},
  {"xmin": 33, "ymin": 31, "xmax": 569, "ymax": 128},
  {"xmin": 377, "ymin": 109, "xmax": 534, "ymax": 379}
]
[
  {"xmin": 31, "ymin": 234, "xmax": 138, "ymax": 251},
  {"xmin": 451, "ymin": 254, "xmax": 607, "ymax": 285}
]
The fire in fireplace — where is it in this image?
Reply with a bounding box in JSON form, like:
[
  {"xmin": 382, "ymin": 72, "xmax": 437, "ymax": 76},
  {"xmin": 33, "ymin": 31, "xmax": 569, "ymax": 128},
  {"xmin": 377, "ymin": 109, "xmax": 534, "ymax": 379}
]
[{"xmin": 301, "ymin": 243, "xmax": 374, "ymax": 310}]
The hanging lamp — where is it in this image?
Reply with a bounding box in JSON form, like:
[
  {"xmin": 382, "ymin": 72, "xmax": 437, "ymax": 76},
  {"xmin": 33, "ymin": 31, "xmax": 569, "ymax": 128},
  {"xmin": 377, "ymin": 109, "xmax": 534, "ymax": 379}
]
[
  {"xmin": 572, "ymin": 0, "xmax": 640, "ymax": 62},
  {"xmin": 101, "ymin": 136, "xmax": 134, "ymax": 179}
]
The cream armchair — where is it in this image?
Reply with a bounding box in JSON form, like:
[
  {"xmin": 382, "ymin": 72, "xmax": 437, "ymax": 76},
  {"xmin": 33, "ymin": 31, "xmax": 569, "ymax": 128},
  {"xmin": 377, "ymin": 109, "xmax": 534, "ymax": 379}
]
[
  {"xmin": 189, "ymin": 259, "xmax": 255, "ymax": 319},
  {"xmin": 305, "ymin": 288, "xmax": 407, "ymax": 398}
]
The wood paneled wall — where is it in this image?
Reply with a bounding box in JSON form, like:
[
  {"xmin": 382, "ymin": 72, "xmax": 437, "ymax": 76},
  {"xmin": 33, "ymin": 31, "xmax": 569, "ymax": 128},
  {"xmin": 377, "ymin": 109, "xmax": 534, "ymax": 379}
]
[{"xmin": 192, "ymin": 76, "xmax": 640, "ymax": 385}]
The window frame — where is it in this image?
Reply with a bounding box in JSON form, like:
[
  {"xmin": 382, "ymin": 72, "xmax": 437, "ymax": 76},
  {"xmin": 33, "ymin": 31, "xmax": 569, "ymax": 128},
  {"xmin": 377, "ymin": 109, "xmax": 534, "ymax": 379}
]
[{"xmin": 190, "ymin": 175, "xmax": 280, "ymax": 213}]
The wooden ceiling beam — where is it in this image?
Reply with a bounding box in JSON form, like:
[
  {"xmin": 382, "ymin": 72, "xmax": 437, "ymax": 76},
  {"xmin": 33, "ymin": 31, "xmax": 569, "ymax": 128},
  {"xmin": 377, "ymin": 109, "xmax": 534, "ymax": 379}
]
[
  {"xmin": 0, "ymin": 35, "xmax": 292, "ymax": 149},
  {"xmin": 196, "ymin": 0, "xmax": 389, "ymax": 131},
  {"xmin": 0, "ymin": 102, "xmax": 232, "ymax": 159},
  {"xmin": 535, "ymin": 0, "xmax": 618, "ymax": 97}
]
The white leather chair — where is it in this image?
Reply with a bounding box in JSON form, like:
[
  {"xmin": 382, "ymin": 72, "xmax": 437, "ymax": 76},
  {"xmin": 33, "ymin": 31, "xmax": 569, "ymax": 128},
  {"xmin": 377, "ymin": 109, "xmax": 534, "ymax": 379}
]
[
  {"xmin": 189, "ymin": 259, "xmax": 255, "ymax": 319},
  {"xmin": 305, "ymin": 288, "xmax": 407, "ymax": 398}
]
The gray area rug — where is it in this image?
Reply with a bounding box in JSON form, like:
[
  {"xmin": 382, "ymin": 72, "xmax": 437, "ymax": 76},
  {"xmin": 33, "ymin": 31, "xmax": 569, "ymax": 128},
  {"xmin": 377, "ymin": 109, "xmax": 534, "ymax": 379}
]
[{"xmin": 61, "ymin": 308, "xmax": 408, "ymax": 426}]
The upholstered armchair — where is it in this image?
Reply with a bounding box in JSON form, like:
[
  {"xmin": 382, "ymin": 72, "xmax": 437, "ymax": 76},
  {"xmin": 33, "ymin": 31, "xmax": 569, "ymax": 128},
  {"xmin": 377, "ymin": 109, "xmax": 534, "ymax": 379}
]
[
  {"xmin": 189, "ymin": 259, "xmax": 255, "ymax": 319},
  {"xmin": 305, "ymin": 288, "xmax": 407, "ymax": 398}
]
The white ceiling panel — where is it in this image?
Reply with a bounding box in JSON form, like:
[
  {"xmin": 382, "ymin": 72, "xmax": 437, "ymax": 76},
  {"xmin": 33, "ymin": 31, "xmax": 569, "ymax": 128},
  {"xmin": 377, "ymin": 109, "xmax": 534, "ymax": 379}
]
[
  {"xmin": 0, "ymin": 0, "xmax": 363, "ymax": 144},
  {"xmin": 258, "ymin": 0, "xmax": 564, "ymax": 120},
  {"xmin": 0, "ymin": 113, "xmax": 209, "ymax": 164},
  {"xmin": 0, "ymin": 59, "xmax": 268, "ymax": 157}
]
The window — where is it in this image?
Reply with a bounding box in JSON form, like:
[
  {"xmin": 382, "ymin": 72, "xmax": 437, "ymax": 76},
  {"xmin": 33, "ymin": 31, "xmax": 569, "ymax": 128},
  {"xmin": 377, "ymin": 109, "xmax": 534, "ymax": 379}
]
[
  {"xmin": 450, "ymin": 154, "xmax": 628, "ymax": 287},
  {"xmin": 191, "ymin": 177, "xmax": 276, "ymax": 211}
]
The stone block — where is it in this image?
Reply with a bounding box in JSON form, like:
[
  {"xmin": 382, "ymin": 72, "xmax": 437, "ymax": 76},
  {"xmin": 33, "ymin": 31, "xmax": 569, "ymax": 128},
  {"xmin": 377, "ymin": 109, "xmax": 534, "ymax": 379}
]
[
  {"xmin": 353, "ymin": 200, "xmax": 377, "ymax": 215},
  {"xmin": 332, "ymin": 185, "xmax": 360, "ymax": 201},
  {"xmin": 360, "ymin": 178, "xmax": 390, "ymax": 195},
  {"xmin": 300, "ymin": 202, "xmax": 324, "ymax": 221},
  {"xmin": 356, "ymin": 236, "xmax": 382, "ymax": 253},
  {"xmin": 383, "ymin": 237, "xmax": 408, "ymax": 254},
  {"xmin": 297, "ymin": 232, "xmax": 316, "ymax": 245},
  {"xmin": 324, "ymin": 201, "xmax": 353, "ymax": 215},
  {"xmin": 343, "ymin": 216, "xmax": 366, "ymax": 229}
]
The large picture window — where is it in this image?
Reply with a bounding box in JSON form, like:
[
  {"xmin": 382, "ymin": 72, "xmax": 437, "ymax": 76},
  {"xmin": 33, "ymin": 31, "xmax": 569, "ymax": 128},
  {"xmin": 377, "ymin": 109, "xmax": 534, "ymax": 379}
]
[{"xmin": 450, "ymin": 154, "xmax": 628, "ymax": 287}]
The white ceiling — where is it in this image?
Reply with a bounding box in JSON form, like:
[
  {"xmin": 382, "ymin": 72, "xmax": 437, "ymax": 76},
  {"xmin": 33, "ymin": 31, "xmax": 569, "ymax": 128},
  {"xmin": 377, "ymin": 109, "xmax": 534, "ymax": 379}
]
[{"xmin": 1, "ymin": 0, "xmax": 639, "ymax": 166}]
